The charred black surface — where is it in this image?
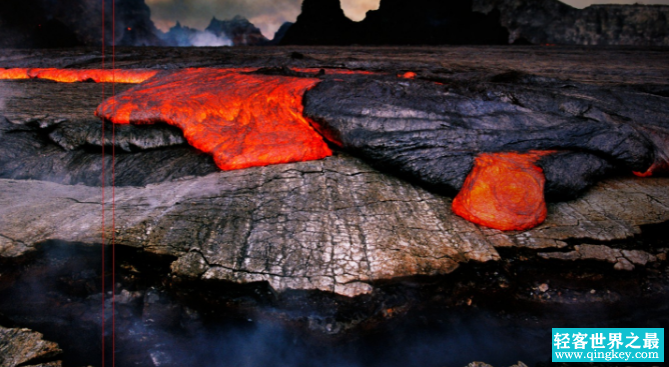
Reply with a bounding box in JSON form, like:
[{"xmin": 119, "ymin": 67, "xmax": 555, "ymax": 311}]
[
  {"xmin": 249, "ymin": 65, "xmax": 323, "ymax": 78},
  {"xmin": 0, "ymin": 115, "xmax": 219, "ymax": 187},
  {"xmin": 538, "ymin": 152, "xmax": 614, "ymax": 202},
  {"xmin": 303, "ymin": 72, "xmax": 668, "ymax": 197}
]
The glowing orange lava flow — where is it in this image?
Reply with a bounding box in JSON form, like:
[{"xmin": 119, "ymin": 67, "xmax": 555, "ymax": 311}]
[
  {"xmin": 452, "ymin": 151, "xmax": 556, "ymax": 231},
  {"xmin": 0, "ymin": 68, "xmax": 159, "ymax": 83},
  {"xmin": 96, "ymin": 68, "xmax": 332, "ymax": 170},
  {"xmin": 0, "ymin": 68, "xmax": 31, "ymax": 80}
]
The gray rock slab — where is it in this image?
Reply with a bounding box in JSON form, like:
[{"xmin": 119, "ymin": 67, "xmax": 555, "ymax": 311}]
[
  {"xmin": 0, "ymin": 326, "xmax": 63, "ymax": 367},
  {"xmin": 1, "ymin": 154, "xmax": 668, "ymax": 296}
]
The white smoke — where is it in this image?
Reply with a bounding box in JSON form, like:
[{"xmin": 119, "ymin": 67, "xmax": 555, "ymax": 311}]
[{"xmin": 189, "ymin": 30, "xmax": 232, "ymax": 47}]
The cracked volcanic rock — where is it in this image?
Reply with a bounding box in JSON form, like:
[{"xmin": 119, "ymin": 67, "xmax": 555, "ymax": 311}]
[
  {"xmin": 538, "ymin": 244, "xmax": 658, "ymax": 271},
  {"xmin": 304, "ymin": 72, "xmax": 668, "ymax": 200},
  {"xmin": 1, "ymin": 167, "xmax": 668, "ymax": 296},
  {"xmin": 0, "ymin": 326, "xmax": 63, "ymax": 367},
  {"xmin": 0, "ymin": 115, "xmax": 218, "ymax": 187},
  {"xmin": 1, "ymin": 47, "xmax": 668, "ymax": 297},
  {"xmin": 0, "ymin": 155, "xmax": 500, "ymax": 297}
]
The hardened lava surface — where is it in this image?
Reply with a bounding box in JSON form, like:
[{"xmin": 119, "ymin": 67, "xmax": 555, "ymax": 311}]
[
  {"xmin": 0, "ymin": 46, "xmax": 667, "ymax": 294},
  {"xmin": 303, "ymin": 71, "xmax": 668, "ymax": 199},
  {"xmin": 5, "ymin": 55, "xmax": 665, "ymax": 229},
  {"xmin": 0, "ymin": 46, "xmax": 668, "ymax": 367}
]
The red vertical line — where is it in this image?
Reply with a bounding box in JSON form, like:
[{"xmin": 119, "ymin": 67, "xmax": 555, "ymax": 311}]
[
  {"xmin": 111, "ymin": 0, "xmax": 116, "ymax": 365},
  {"xmin": 101, "ymin": 0, "xmax": 106, "ymax": 366}
]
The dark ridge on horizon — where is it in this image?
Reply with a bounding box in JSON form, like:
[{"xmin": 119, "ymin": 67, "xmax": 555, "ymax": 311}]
[
  {"xmin": 473, "ymin": 0, "xmax": 669, "ymax": 45},
  {"xmin": 280, "ymin": 0, "xmax": 509, "ymax": 45},
  {"xmin": 0, "ymin": 0, "xmax": 163, "ymax": 48},
  {"xmin": 0, "ymin": 0, "xmax": 668, "ymax": 48},
  {"xmin": 279, "ymin": 0, "xmax": 669, "ymax": 46}
]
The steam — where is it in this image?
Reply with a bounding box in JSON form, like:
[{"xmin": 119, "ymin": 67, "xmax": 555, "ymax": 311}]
[
  {"xmin": 146, "ymin": 0, "xmax": 303, "ymax": 38},
  {"xmin": 189, "ymin": 30, "xmax": 232, "ymax": 47}
]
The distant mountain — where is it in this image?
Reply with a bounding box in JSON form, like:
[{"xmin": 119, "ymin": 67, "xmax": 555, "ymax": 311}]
[
  {"xmin": 160, "ymin": 21, "xmax": 201, "ymax": 47},
  {"xmin": 0, "ymin": 0, "xmax": 164, "ymax": 48},
  {"xmin": 206, "ymin": 16, "xmax": 269, "ymax": 46},
  {"xmin": 0, "ymin": 0, "xmax": 270, "ymax": 48},
  {"xmin": 473, "ymin": 0, "xmax": 669, "ymax": 46},
  {"xmin": 280, "ymin": 0, "xmax": 509, "ymax": 45},
  {"xmin": 280, "ymin": 0, "xmax": 356, "ymax": 45},
  {"xmin": 281, "ymin": 0, "xmax": 669, "ymax": 46},
  {"xmin": 269, "ymin": 22, "xmax": 295, "ymax": 45},
  {"xmin": 158, "ymin": 16, "xmax": 269, "ymax": 47}
]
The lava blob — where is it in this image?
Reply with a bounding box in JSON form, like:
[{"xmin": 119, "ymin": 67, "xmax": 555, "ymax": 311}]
[
  {"xmin": 0, "ymin": 68, "xmax": 31, "ymax": 80},
  {"xmin": 95, "ymin": 68, "xmax": 332, "ymax": 171},
  {"xmin": 0, "ymin": 68, "xmax": 159, "ymax": 83},
  {"xmin": 452, "ymin": 151, "xmax": 556, "ymax": 231}
]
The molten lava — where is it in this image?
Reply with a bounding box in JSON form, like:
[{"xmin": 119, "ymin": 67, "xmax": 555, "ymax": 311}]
[
  {"xmin": 96, "ymin": 68, "xmax": 332, "ymax": 170},
  {"xmin": 1, "ymin": 66, "xmax": 611, "ymax": 232},
  {"xmin": 0, "ymin": 68, "xmax": 159, "ymax": 83},
  {"xmin": 452, "ymin": 151, "xmax": 556, "ymax": 231},
  {"xmin": 0, "ymin": 68, "xmax": 30, "ymax": 80},
  {"xmin": 633, "ymin": 168, "xmax": 655, "ymax": 178}
]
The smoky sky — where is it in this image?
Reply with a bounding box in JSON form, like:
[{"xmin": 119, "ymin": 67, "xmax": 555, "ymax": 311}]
[{"xmin": 146, "ymin": 0, "xmax": 669, "ymax": 39}]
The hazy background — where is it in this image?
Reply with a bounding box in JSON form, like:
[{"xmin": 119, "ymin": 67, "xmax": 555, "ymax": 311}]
[{"xmin": 146, "ymin": 0, "xmax": 669, "ymax": 38}]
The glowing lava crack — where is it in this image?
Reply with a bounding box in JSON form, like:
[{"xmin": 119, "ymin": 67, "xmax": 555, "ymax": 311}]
[{"xmin": 95, "ymin": 68, "xmax": 332, "ymax": 170}]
